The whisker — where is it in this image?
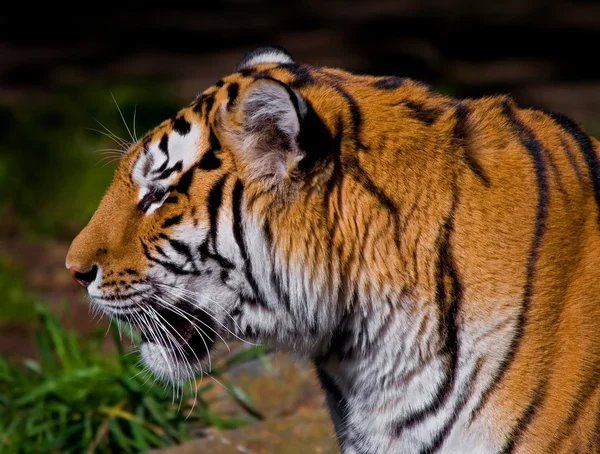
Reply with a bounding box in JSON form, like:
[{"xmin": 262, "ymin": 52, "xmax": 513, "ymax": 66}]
[
  {"xmin": 87, "ymin": 127, "xmax": 130, "ymax": 151},
  {"xmin": 111, "ymin": 92, "xmax": 135, "ymax": 143},
  {"xmin": 132, "ymin": 104, "xmax": 138, "ymax": 142},
  {"xmin": 136, "ymin": 308, "xmax": 178, "ymax": 400},
  {"xmin": 153, "ymin": 294, "xmax": 216, "ymax": 343},
  {"xmin": 155, "ymin": 283, "xmax": 259, "ymax": 346},
  {"xmin": 153, "ymin": 292, "xmax": 231, "ymax": 354},
  {"xmin": 155, "ymin": 290, "xmax": 234, "ymax": 355},
  {"xmin": 105, "ymin": 318, "xmax": 113, "ymax": 337},
  {"xmin": 96, "ymin": 156, "xmax": 124, "ymax": 168},
  {"xmin": 93, "ymin": 118, "xmax": 129, "ymax": 146},
  {"xmin": 94, "ymin": 148, "xmax": 127, "ymax": 157},
  {"xmin": 91, "ymin": 119, "xmax": 131, "ymax": 149},
  {"xmin": 96, "ymin": 154, "xmax": 125, "ymax": 163},
  {"xmin": 185, "ymin": 368, "xmax": 201, "ymax": 420},
  {"xmin": 150, "ymin": 295, "xmax": 212, "ymax": 373},
  {"xmin": 145, "ymin": 305, "xmax": 199, "ymax": 410}
]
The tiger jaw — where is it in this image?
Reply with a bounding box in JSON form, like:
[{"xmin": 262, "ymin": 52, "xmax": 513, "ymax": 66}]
[
  {"xmin": 137, "ymin": 301, "xmax": 216, "ymax": 383},
  {"xmin": 100, "ymin": 296, "xmax": 219, "ymax": 383}
]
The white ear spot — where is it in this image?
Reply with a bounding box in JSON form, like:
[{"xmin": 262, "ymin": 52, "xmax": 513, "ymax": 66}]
[{"xmin": 235, "ymin": 46, "xmax": 295, "ymax": 72}]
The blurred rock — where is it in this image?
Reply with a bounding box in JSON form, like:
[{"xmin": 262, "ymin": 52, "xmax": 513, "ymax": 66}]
[{"xmin": 147, "ymin": 407, "xmax": 337, "ymax": 454}]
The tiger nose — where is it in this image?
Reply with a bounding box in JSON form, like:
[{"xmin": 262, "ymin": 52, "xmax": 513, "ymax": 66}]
[{"xmin": 68, "ymin": 264, "xmax": 99, "ymax": 288}]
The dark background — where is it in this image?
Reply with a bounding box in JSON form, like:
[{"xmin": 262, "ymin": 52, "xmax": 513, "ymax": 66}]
[
  {"xmin": 1, "ymin": 2, "xmax": 599, "ymax": 452},
  {"xmin": 2, "ymin": 1, "xmax": 600, "ymax": 128}
]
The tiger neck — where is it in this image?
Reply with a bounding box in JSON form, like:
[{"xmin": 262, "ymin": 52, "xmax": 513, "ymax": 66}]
[{"xmin": 312, "ymin": 294, "xmax": 485, "ymax": 453}]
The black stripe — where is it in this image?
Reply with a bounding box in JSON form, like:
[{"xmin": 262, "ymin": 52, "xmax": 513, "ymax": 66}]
[
  {"xmin": 208, "ymin": 128, "xmax": 221, "ymax": 150},
  {"xmin": 168, "ymin": 238, "xmax": 198, "ymax": 271},
  {"xmin": 346, "ymin": 158, "xmax": 398, "ymax": 215},
  {"xmin": 499, "ymin": 383, "xmax": 546, "ymax": 454},
  {"xmin": 153, "ymin": 157, "xmax": 168, "ymax": 175},
  {"xmin": 226, "ymin": 82, "xmax": 239, "ymax": 110},
  {"xmin": 545, "ymin": 145, "xmax": 568, "ymax": 198},
  {"xmin": 297, "ymin": 99, "xmax": 334, "ymax": 174},
  {"xmin": 421, "ymin": 358, "xmax": 484, "ymax": 454},
  {"xmin": 323, "ymin": 117, "xmax": 345, "ymax": 245},
  {"xmin": 263, "ymin": 220, "xmax": 291, "ymax": 312},
  {"xmin": 154, "ymin": 245, "xmax": 168, "ymax": 257},
  {"xmin": 207, "ymin": 175, "xmax": 227, "ymax": 252},
  {"xmin": 561, "ymin": 137, "xmax": 584, "ymax": 181},
  {"xmin": 198, "ymin": 241, "xmax": 234, "ymax": 269},
  {"xmin": 545, "ymin": 371, "xmax": 600, "ymax": 451},
  {"xmin": 155, "ymin": 160, "xmax": 183, "ymax": 180},
  {"xmin": 322, "ymin": 71, "xmax": 366, "ymax": 151},
  {"xmin": 393, "ymin": 179, "xmax": 461, "ymax": 436},
  {"xmin": 232, "ymin": 179, "xmax": 268, "ymax": 308},
  {"xmin": 239, "ymin": 67, "xmax": 257, "ymax": 77},
  {"xmin": 395, "ymin": 100, "xmax": 443, "ymax": 126},
  {"xmin": 158, "ymin": 133, "xmax": 169, "ymax": 156},
  {"xmin": 172, "ymin": 115, "xmax": 191, "ymax": 136},
  {"xmin": 282, "ymin": 63, "xmax": 315, "ymax": 88},
  {"xmin": 373, "ymin": 76, "xmax": 405, "ymax": 90},
  {"xmin": 162, "ymin": 214, "xmax": 182, "ymax": 228},
  {"xmin": 138, "ymin": 187, "xmax": 166, "ymax": 212},
  {"xmin": 470, "ymin": 100, "xmax": 549, "ymax": 424},
  {"xmin": 319, "ymin": 316, "xmax": 354, "ymax": 363},
  {"xmin": 142, "ymin": 241, "xmax": 197, "ymax": 276},
  {"xmin": 142, "ymin": 135, "xmax": 151, "ymax": 154},
  {"xmin": 193, "ymin": 92, "xmax": 216, "ymax": 119},
  {"xmin": 593, "ymin": 399, "xmax": 600, "ymax": 447},
  {"xmin": 204, "ymin": 94, "xmax": 215, "ymax": 118},
  {"xmin": 170, "ymin": 166, "xmax": 194, "ymax": 195},
  {"xmin": 545, "ymin": 110, "xmax": 600, "ymax": 224},
  {"xmin": 346, "ymin": 156, "xmax": 401, "ymax": 247},
  {"xmin": 198, "ymin": 149, "xmax": 221, "ymax": 170},
  {"xmin": 453, "ymin": 103, "xmax": 491, "ymax": 187},
  {"xmin": 220, "ymin": 269, "xmax": 229, "ymax": 283},
  {"xmin": 315, "ymin": 366, "xmax": 348, "ymax": 451},
  {"xmin": 138, "ymin": 192, "xmax": 155, "ymax": 213}
]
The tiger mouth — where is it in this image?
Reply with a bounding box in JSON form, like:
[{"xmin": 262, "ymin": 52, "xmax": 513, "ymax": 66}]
[{"xmin": 113, "ymin": 300, "xmax": 216, "ymax": 364}]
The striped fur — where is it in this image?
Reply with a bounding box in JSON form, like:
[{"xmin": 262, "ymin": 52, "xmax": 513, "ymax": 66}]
[{"xmin": 66, "ymin": 46, "xmax": 600, "ymax": 453}]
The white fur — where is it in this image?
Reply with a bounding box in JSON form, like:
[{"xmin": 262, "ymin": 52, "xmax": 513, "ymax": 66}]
[
  {"xmin": 132, "ymin": 122, "xmax": 203, "ymax": 210},
  {"xmin": 239, "ymin": 50, "xmax": 294, "ymax": 69}
]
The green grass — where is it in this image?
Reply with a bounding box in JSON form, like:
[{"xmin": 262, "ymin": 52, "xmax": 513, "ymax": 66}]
[
  {"xmin": 0, "ymin": 79, "xmax": 184, "ymax": 240},
  {"xmin": 0, "ymin": 302, "xmax": 266, "ymax": 454}
]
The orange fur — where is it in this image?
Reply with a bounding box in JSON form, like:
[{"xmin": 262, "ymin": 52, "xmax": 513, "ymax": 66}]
[{"xmin": 67, "ymin": 58, "xmax": 600, "ymax": 452}]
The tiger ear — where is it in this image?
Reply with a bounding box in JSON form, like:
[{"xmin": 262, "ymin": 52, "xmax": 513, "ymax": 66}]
[{"xmin": 226, "ymin": 78, "xmax": 308, "ymax": 186}]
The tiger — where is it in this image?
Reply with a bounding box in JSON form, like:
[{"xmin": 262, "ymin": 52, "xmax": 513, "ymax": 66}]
[{"xmin": 65, "ymin": 45, "xmax": 600, "ymax": 453}]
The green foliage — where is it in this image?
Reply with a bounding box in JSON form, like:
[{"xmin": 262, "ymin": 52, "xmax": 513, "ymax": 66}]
[
  {"xmin": 0, "ymin": 303, "xmax": 265, "ymax": 454},
  {"xmin": 0, "ymin": 80, "xmax": 183, "ymax": 240},
  {"xmin": 0, "ymin": 256, "xmax": 37, "ymax": 324}
]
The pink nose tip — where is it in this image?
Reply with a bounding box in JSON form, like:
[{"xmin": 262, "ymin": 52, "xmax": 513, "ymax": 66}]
[{"xmin": 68, "ymin": 265, "xmax": 98, "ymax": 288}]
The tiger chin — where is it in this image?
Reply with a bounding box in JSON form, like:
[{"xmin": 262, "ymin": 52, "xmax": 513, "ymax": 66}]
[{"xmin": 66, "ymin": 46, "xmax": 600, "ymax": 453}]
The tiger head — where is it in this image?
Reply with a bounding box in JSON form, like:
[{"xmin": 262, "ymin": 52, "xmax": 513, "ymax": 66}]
[{"xmin": 65, "ymin": 46, "xmax": 348, "ymax": 382}]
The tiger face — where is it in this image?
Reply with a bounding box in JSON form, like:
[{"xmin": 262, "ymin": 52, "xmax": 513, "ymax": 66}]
[{"xmin": 65, "ymin": 47, "xmax": 341, "ymax": 382}]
